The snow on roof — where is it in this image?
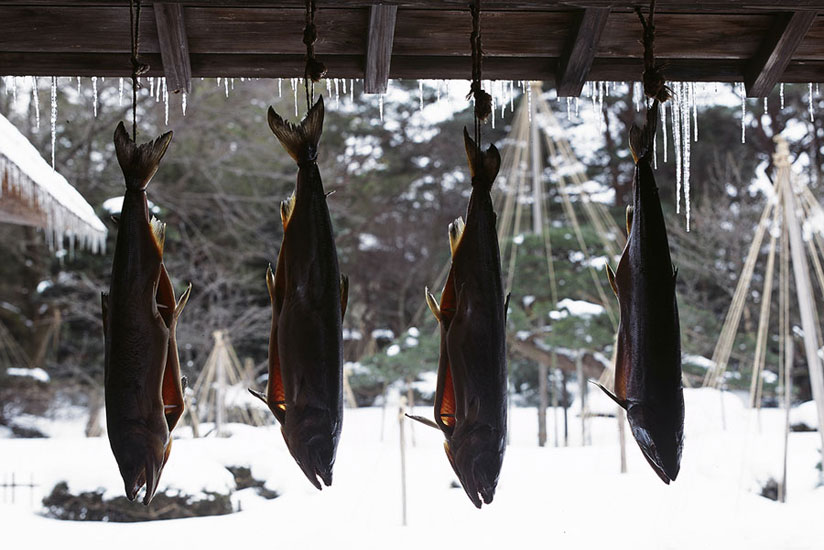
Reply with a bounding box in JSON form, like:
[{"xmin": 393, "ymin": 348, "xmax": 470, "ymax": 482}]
[{"xmin": 0, "ymin": 112, "xmax": 106, "ymax": 253}]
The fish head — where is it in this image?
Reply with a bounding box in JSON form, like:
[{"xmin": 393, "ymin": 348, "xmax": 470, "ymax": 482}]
[
  {"xmin": 627, "ymin": 397, "xmax": 684, "ymax": 484},
  {"xmin": 445, "ymin": 423, "xmax": 505, "ymax": 508},
  {"xmin": 282, "ymin": 407, "xmax": 340, "ymax": 490},
  {"xmin": 110, "ymin": 425, "xmax": 168, "ymax": 505}
]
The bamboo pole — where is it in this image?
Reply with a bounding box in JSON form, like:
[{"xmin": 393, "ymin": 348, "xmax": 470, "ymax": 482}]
[
  {"xmin": 777, "ymin": 137, "xmax": 824, "ymax": 481},
  {"xmin": 398, "ymin": 397, "xmax": 408, "ymax": 527},
  {"xmin": 780, "ymin": 333, "xmax": 793, "ymax": 503}
]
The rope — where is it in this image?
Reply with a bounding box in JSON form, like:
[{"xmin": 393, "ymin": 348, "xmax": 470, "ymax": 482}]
[
  {"xmin": 128, "ymin": 0, "xmax": 148, "ymax": 140},
  {"xmin": 468, "ymin": 0, "xmax": 491, "ymax": 155},
  {"xmin": 634, "ymin": 0, "xmax": 670, "ymax": 103},
  {"xmin": 302, "ymin": 0, "xmax": 326, "ymax": 110}
]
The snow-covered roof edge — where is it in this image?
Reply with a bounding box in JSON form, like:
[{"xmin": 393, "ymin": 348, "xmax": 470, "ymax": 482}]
[{"xmin": 0, "ymin": 112, "xmax": 106, "ymax": 254}]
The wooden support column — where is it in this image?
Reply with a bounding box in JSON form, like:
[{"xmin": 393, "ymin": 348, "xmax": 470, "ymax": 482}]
[
  {"xmin": 555, "ymin": 8, "xmax": 609, "ymax": 97},
  {"xmin": 364, "ymin": 4, "xmax": 397, "ymax": 94},
  {"xmin": 744, "ymin": 11, "xmax": 817, "ymax": 98},
  {"xmin": 154, "ymin": 3, "xmax": 192, "ymax": 93}
]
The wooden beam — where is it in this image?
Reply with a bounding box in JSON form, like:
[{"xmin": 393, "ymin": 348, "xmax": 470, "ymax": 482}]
[
  {"xmin": 154, "ymin": 3, "xmax": 192, "ymax": 93},
  {"xmin": 556, "ymin": 8, "xmax": 609, "ymax": 97},
  {"xmin": 364, "ymin": 5, "xmax": 397, "ymax": 94},
  {"xmin": 745, "ymin": 11, "xmax": 817, "ymax": 97}
]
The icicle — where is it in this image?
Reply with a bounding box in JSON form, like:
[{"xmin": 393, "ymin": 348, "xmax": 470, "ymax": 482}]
[
  {"xmin": 575, "ymin": 97, "xmax": 580, "ymax": 117},
  {"xmin": 527, "ymin": 84, "xmax": 532, "ymax": 124},
  {"xmin": 216, "ymin": 77, "xmax": 221, "ymax": 88},
  {"xmin": 809, "ymin": 82, "xmax": 815, "ymax": 122},
  {"xmin": 566, "ymin": 96, "xmax": 572, "ymax": 120},
  {"xmin": 117, "ymin": 77, "xmax": 123, "ymax": 106},
  {"xmin": 76, "ymin": 76, "xmax": 81, "ymax": 96},
  {"xmin": 50, "ymin": 76, "xmax": 57, "ymax": 168},
  {"xmin": 672, "ymin": 82, "xmax": 682, "ymax": 213},
  {"xmin": 294, "ymin": 80, "xmax": 299, "ymax": 117},
  {"xmin": 278, "ymin": 78, "xmax": 282, "ymax": 97},
  {"xmin": 780, "ymin": 83, "xmax": 785, "ymax": 109},
  {"xmin": 681, "ymin": 82, "xmax": 691, "ymax": 232},
  {"xmin": 419, "ymin": 80, "xmax": 424, "ymax": 112},
  {"xmin": 660, "ymin": 99, "xmax": 667, "ymax": 163},
  {"xmin": 334, "ymin": 78, "xmax": 340, "ymax": 107},
  {"xmin": 598, "ymin": 81, "xmax": 604, "ymax": 132},
  {"xmin": 326, "ymin": 78, "xmax": 332, "ymax": 96},
  {"xmin": 739, "ymin": 82, "xmax": 746, "ymax": 144},
  {"xmin": 764, "ymin": 96, "xmax": 768, "ymax": 112},
  {"xmin": 224, "ymin": 77, "xmax": 229, "ymax": 98},
  {"xmin": 653, "ymin": 126, "xmax": 658, "ymax": 170},
  {"xmin": 691, "ymin": 82, "xmax": 698, "ymax": 142},
  {"xmin": 509, "ymin": 80, "xmax": 514, "ymax": 111},
  {"xmin": 12, "ymin": 77, "xmax": 18, "ymax": 104},
  {"xmin": 32, "ymin": 76, "xmax": 41, "ymax": 128},
  {"xmin": 350, "ymin": 79, "xmax": 354, "ymax": 103},
  {"xmin": 491, "ymin": 90, "xmax": 496, "ymax": 129},
  {"xmin": 342, "ymin": 77, "xmax": 347, "ymax": 96},
  {"xmin": 230, "ymin": 78, "xmax": 235, "ymax": 90},
  {"xmin": 163, "ymin": 78, "xmax": 169, "ymax": 125},
  {"xmin": 156, "ymin": 77, "xmax": 162, "ymax": 102},
  {"xmin": 182, "ymin": 91, "xmax": 187, "ymax": 116},
  {"xmin": 379, "ymin": 93, "xmax": 384, "ymax": 122},
  {"xmin": 149, "ymin": 77, "xmax": 155, "ymax": 97},
  {"xmin": 92, "ymin": 76, "xmax": 99, "ymax": 117}
]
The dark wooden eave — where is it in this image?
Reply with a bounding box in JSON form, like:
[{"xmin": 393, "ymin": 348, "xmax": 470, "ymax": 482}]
[{"xmin": 0, "ymin": 1, "xmax": 822, "ymax": 96}]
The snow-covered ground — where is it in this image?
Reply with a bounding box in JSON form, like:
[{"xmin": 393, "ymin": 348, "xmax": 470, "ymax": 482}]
[{"xmin": 2, "ymin": 388, "xmax": 824, "ymax": 549}]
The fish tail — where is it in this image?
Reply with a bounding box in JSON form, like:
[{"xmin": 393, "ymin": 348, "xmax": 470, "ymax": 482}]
[
  {"xmin": 113, "ymin": 122, "xmax": 173, "ymax": 191},
  {"xmin": 629, "ymin": 100, "xmax": 660, "ymax": 163},
  {"xmin": 463, "ymin": 127, "xmax": 501, "ymax": 191},
  {"xmin": 268, "ymin": 96, "xmax": 324, "ymax": 165}
]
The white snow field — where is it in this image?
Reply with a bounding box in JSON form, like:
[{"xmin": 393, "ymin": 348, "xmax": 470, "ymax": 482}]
[{"xmin": 2, "ymin": 388, "xmax": 824, "ymax": 550}]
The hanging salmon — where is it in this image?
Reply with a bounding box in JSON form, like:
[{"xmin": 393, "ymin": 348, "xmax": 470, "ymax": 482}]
[
  {"xmin": 250, "ymin": 96, "xmax": 348, "ymax": 490},
  {"xmin": 102, "ymin": 123, "xmax": 189, "ymax": 504},
  {"xmin": 414, "ymin": 129, "xmax": 508, "ymax": 508},
  {"xmin": 601, "ymin": 101, "xmax": 684, "ymax": 484}
]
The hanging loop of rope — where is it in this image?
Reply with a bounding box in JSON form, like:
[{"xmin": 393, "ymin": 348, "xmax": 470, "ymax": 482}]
[
  {"xmin": 129, "ymin": 0, "xmax": 149, "ymax": 140},
  {"xmin": 635, "ymin": 0, "xmax": 670, "ymax": 103},
  {"xmin": 303, "ymin": 0, "xmax": 326, "ymax": 109},
  {"xmin": 468, "ymin": 0, "xmax": 492, "ymax": 150}
]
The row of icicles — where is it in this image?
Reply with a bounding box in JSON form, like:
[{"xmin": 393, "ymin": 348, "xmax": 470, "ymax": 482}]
[{"xmin": 1, "ymin": 76, "xmax": 823, "ymax": 232}]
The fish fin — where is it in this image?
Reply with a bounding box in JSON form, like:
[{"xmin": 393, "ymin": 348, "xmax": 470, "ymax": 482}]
[
  {"xmin": 448, "ymin": 217, "xmax": 465, "ymax": 257},
  {"xmin": 340, "ymin": 274, "xmax": 349, "ymax": 318},
  {"xmin": 280, "ymin": 192, "xmax": 296, "ymax": 228},
  {"xmin": 435, "ymin": 358, "xmax": 457, "ymax": 434},
  {"xmin": 590, "ymin": 380, "xmax": 628, "ymax": 410},
  {"xmin": 504, "ymin": 292, "xmax": 511, "ymax": 322},
  {"xmin": 174, "ymin": 283, "xmax": 192, "ymax": 321},
  {"xmin": 625, "ymin": 205, "xmax": 634, "ymax": 236},
  {"xmin": 405, "ymin": 414, "xmax": 440, "ymax": 430},
  {"xmin": 150, "ymin": 217, "xmax": 166, "ymax": 254},
  {"xmin": 425, "ymin": 286, "xmax": 441, "ymax": 322},
  {"xmin": 463, "ymin": 127, "xmax": 501, "ymax": 189},
  {"xmin": 248, "ymin": 388, "xmax": 268, "ymax": 406},
  {"xmin": 606, "ymin": 264, "xmax": 619, "ymax": 298},
  {"xmin": 267, "ymin": 96, "xmax": 324, "ymax": 165},
  {"xmin": 114, "ymin": 122, "xmax": 173, "ymax": 191},
  {"xmin": 628, "ymin": 101, "xmax": 659, "ymax": 164}
]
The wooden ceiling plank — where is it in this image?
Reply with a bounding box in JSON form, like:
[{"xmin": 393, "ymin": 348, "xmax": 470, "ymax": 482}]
[
  {"xmin": 556, "ymin": 8, "xmax": 609, "ymax": 97},
  {"xmin": 154, "ymin": 2, "xmax": 192, "ymax": 93},
  {"xmin": 745, "ymin": 11, "xmax": 818, "ymax": 98},
  {"xmin": 364, "ymin": 4, "xmax": 397, "ymax": 94}
]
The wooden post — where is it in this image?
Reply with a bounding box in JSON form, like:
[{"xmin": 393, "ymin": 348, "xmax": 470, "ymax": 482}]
[
  {"xmin": 551, "ymin": 367, "xmax": 559, "ymax": 447},
  {"xmin": 780, "ymin": 334, "xmax": 794, "ymax": 503},
  {"xmin": 364, "ymin": 5, "xmax": 397, "ymax": 94},
  {"xmin": 617, "ymin": 406, "xmax": 627, "ymax": 473},
  {"xmin": 398, "ymin": 397, "xmax": 408, "ymax": 527},
  {"xmin": 778, "ymin": 137, "xmax": 824, "ymax": 480},
  {"xmin": 538, "ymin": 361, "xmax": 548, "ymax": 447},
  {"xmin": 576, "ymin": 350, "xmax": 587, "ymax": 445},
  {"xmin": 213, "ymin": 331, "xmax": 226, "ymax": 437},
  {"xmin": 562, "ymin": 370, "xmax": 569, "ymax": 446}
]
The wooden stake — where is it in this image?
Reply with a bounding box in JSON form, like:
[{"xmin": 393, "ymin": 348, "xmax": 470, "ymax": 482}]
[{"xmin": 780, "ymin": 333, "xmax": 794, "ymax": 503}]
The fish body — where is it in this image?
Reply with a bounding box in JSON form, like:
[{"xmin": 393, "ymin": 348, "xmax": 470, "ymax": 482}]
[
  {"xmin": 603, "ymin": 101, "xmax": 684, "ymax": 484},
  {"xmin": 103, "ymin": 123, "xmax": 179, "ymax": 504},
  {"xmin": 424, "ymin": 129, "xmax": 507, "ymax": 508},
  {"xmin": 254, "ymin": 97, "xmax": 346, "ymax": 490}
]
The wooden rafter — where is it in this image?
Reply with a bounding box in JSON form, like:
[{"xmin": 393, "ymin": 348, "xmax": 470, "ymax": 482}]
[
  {"xmin": 364, "ymin": 4, "xmax": 397, "ymax": 94},
  {"xmin": 154, "ymin": 2, "xmax": 192, "ymax": 93},
  {"xmin": 556, "ymin": 8, "xmax": 609, "ymax": 97},
  {"xmin": 745, "ymin": 11, "xmax": 818, "ymax": 97}
]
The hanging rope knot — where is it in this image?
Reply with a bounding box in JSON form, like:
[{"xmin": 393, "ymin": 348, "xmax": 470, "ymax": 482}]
[
  {"xmin": 303, "ymin": 23, "xmax": 318, "ymax": 47},
  {"xmin": 305, "ymin": 57, "xmax": 327, "ymax": 83},
  {"xmin": 468, "ymin": 82, "xmax": 493, "ymax": 122},
  {"xmin": 130, "ymin": 56, "xmax": 149, "ymax": 79},
  {"xmin": 635, "ymin": 1, "xmax": 671, "ymax": 103}
]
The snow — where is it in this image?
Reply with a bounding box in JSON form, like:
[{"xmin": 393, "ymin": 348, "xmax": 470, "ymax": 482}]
[
  {"xmin": 683, "ymin": 354, "xmax": 716, "ymax": 370},
  {"xmin": 554, "ymin": 298, "xmax": 605, "ymax": 318},
  {"xmin": 2, "ymin": 390, "xmax": 824, "ymax": 549},
  {"xmin": 386, "ymin": 344, "xmax": 401, "ymax": 357},
  {"xmin": 0, "ymin": 112, "xmax": 107, "ymax": 253},
  {"xmin": 102, "ymin": 196, "xmax": 158, "ymax": 216},
  {"xmin": 6, "ymin": 367, "xmax": 50, "ymax": 383},
  {"xmin": 790, "ymin": 401, "xmax": 819, "ymax": 430}
]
